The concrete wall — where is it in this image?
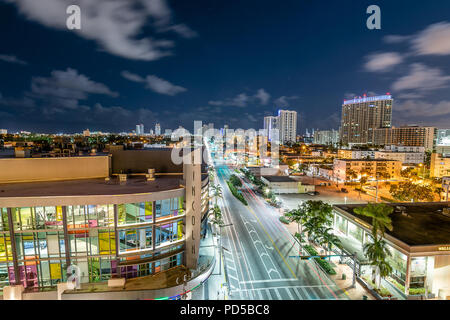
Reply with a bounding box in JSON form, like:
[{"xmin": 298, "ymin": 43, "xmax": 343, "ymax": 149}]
[
  {"xmin": 110, "ymin": 149, "xmax": 182, "ymax": 174},
  {"xmin": 0, "ymin": 156, "xmax": 110, "ymax": 183}
]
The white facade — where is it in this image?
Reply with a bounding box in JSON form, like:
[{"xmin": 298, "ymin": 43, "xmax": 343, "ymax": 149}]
[
  {"xmin": 278, "ymin": 110, "xmax": 297, "ymax": 144},
  {"xmin": 263, "ymin": 116, "xmax": 279, "ymax": 141},
  {"xmin": 313, "ymin": 129, "xmax": 339, "ymax": 146},
  {"xmin": 135, "ymin": 124, "xmax": 144, "ymax": 135},
  {"xmin": 155, "ymin": 123, "xmax": 161, "ymax": 135},
  {"xmin": 375, "ymin": 150, "xmax": 425, "ymax": 165}
]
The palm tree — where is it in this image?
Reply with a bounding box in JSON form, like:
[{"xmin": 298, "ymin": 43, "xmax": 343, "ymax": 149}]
[
  {"xmin": 209, "ymin": 204, "xmax": 224, "ymax": 226},
  {"xmin": 210, "ymin": 184, "xmax": 223, "ymax": 206},
  {"xmin": 355, "ymin": 203, "xmax": 394, "ymax": 290},
  {"xmin": 354, "ymin": 203, "xmax": 393, "ymax": 238},
  {"xmin": 302, "ymin": 200, "xmax": 334, "ymax": 243},
  {"xmin": 284, "ymin": 205, "xmax": 307, "ymax": 235},
  {"xmin": 320, "ymin": 228, "xmax": 342, "ymax": 259},
  {"xmin": 363, "ymin": 236, "xmax": 393, "ymax": 289}
]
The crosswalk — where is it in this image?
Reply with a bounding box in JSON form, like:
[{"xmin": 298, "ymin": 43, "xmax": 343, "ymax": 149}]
[{"xmin": 230, "ymin": 284, "xmax": 340, "ymax": 300}]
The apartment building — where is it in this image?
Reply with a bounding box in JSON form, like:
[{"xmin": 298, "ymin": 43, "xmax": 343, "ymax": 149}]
[{"xmin": 333, "ymin": 158, "xmax": 402, "ymax": 181}]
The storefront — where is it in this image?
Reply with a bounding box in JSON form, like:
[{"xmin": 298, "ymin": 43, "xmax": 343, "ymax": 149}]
[{"xmin": 332, "ymin": 203, "xmax": 450, "ymax": 299}]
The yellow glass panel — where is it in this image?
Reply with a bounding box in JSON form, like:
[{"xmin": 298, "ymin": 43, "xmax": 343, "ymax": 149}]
[
  {"xmin": 50, "ymin": 263, "xmax": 62, "ymax": 280},
  {"xmin": 145, "ymin": 202, "xmax": 152, "ymax": 217},
  {"xmin": 0, "ymin": 237, "xmax": 12, "ymax": 262},
  {"xmin": 99, "ymin": 231, "xmax": 115, "ymax": 255},
  {"xmin": 177, "ymin": 221, "xmax": 183, "ymax": 240},
  {"xmin": 118, "ymin": 204, "xmax": 125, "ymax": 224},
  {"xmin": 56, "ymin": 206, "xmax": 63, "ymax": 222}
]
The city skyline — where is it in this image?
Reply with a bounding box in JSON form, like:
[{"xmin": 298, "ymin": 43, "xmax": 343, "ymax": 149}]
[{"xmin": 1, "ymin": 1, "xmax": 450, "ymax": 133}]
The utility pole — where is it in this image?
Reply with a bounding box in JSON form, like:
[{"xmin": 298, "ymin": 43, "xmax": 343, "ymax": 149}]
[{"xmin": 218, "ymin": 223, "xmax": 233, "ymax": 275}]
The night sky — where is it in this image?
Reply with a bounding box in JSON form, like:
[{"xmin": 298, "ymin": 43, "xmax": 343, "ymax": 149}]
[{"xmin": 1, "ymin": 0, "xmax": 450, "ymax": 133}]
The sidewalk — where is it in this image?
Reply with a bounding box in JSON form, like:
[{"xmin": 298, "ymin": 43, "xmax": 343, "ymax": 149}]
[{"xmin": 283, "ymin": 219, "xmax": 376, "ymax": 300}]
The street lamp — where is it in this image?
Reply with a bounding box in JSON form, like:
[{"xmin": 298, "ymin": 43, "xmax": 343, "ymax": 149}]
[{"xmin": 418, "ymin": 163, "xmax": 424, "ymax": 179}]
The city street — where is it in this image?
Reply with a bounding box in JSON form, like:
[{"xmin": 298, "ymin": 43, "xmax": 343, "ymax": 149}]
[{"xmin": 202, "ymin": 162, "xmax": 349, "ymax": 300}]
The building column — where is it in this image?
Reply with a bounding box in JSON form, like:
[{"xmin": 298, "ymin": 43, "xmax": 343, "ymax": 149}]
[
  {"xmin": 61, "ymin": 206, "xmax": 71, "ymax": 271},
  {"xmin": 113, "ymin": 204, "xmax": 121, "ymax": 277},
  {"xmin": 404, "ymin": 255, "xmax": 412, "ymax": 296},
  {"xmin": 6, "ymin": 208, "xmax": 20, "ymax": 285}
]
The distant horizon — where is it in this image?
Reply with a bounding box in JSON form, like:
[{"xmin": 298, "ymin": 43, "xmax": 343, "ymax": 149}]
[{"xmin": 1, "ymin": 1, "xmax": 450, "ymax": 132}]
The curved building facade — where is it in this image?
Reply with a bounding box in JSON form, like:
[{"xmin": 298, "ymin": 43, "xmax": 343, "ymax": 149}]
[{"xmin": 0, "ymin": 149, "xmax": 209, "ymax": 292}]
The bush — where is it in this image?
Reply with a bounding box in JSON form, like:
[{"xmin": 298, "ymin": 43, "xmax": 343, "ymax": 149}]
[
  {"xmin": 294, "ymin": 232, "xmax": 305, "ymax": 243},
  {"xmin": 409, "ymin": 287, "xmax": 426, "ymax": 295},
  {"xmin": 363, "ymin": 276, "xmax": 391, "ymax": 297},
  {"xmin": 229, "ymin": 174, "xmax": 242, "ymax": 187},
  {"xmin": 303, "ymin": 245, "xmax": 336, "ymax": 275},
  {"xmin": 279, "ymin": 216, "xmax": 290, "ymax": 224},
  {"xmin": 226, "ymin": 180, "xmax": 248, "ymax": 205}
]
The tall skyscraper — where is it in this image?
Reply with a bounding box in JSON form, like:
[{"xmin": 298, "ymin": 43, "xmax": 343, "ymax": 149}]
[
  {"xmin": 278, "ymin": 110, "xmax": 297, "ymax": 144},
  {"xmin": 136, "ymin": 124, "xmax": 144, "ymax": 135},
  {"xmin": 263, "ymin": 116, "xmax": 279, "ymax": 141},
  {"xmin": 155, "ymin": 123, "xmax": 161, "ymax": 135},
  {"xmin": 339, "ymin": 94, "xmax": 393, "ymax": 145}
]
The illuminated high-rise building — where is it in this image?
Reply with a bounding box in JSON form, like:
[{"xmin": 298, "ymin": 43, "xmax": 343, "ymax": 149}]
[{"xmin": 339, "ymin": 94, "xmax": 393, "ymax": 145}]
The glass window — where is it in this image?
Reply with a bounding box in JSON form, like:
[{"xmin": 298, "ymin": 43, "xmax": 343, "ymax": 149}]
[
  {"xmin": 154, "ymin": 219, "xmax": 183, "ymax": 247},
  {"xmin": 118, "ymin": 227, "xmax": 152, "ymax": 253},
  {"xmin": 0, "ymin": 208, "xmax": 8, "ymax": 231},
  {"xmin": 0, "ymin": 235, "xmax": 12, "ymax": 262},
  {"xmin": 348, "ymin": 222, "xmax": 363, "ymax": 242},
  {"xmin": 155, "ymin": 198, "xmax": 183, "ymax": 219},
  {"xmin": 117, "ymin": 202, "xmax": 152, "ymax": 225},
  {"xmin": 98, "ymin": 230, "xmax": 116, "ymax": 255}
]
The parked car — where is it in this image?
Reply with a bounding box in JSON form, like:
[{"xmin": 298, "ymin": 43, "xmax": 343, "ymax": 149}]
[
  {"xmin": 341, "ymin": 188, "xmax": 349, "ymax": 193},
  {"xmin": 307, "ymin": 191, "xmax": 320, "ymax": 196}
]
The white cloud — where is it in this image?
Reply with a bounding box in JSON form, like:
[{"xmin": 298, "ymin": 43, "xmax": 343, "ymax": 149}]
[
  {"xmin": 121, "ymin": 70, "xmax": 145, "ymax": 83},
  {"xmin": 121, "ymin": 71, "xmax": 187, "ymax": 96},
  {"xmin": 383, "ymin": 35, "xmax": 412, "ymax": 44},
  {"xmin": 209, "ymin": 93, "xmax": 250, "ymax": 107},
  {"xmin": 162, "ymin": 24, "xmax": 198, "ymax": 39},
  {"xmin": 145, "ymin": 75, "xmax": 187, "ymax": 96},
  {"xmin": 412, "ymin": 22, "xmax": 450, "ymax": 56},
  {"xmin": 0, "ymin": 54, "xmax": 27, "ymax": 65},
  {"xmin": 274, "ymin": 95, "xmax": 299, "ymax": 107},
  {"xmin": 396, "ymin": 99, "xmax": 450, "ymax": 118},
  {"xmin": 4, "ymin": 0, "xmax": 196, "ymax": 61},
  {"xmin": 364, "ymin": 52, "xmax": 403, "ymax": 72},
  {"xmin": 254, "ymin": 88, "xmax": 270, "ymax": 105},
  {"xmin": 392, "ymin": 63, "xmax": 450, "ymax": 93},
  {"xmin": 31, "ymin": 68, "xmax": 118, "ymax": 101},
  {"xmin": 209, "ymin": 89, "xmax": 273, "ymax": 107}
]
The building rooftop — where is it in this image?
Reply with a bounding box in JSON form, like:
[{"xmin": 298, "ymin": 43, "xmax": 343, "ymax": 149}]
[
  {"xmin": 0, "ymin": 175, "xmax": 184, "ymax": 198},
  {"xmin": 335, "ymin": 158, "xmax": 399, "ymax": 162},
  {"xmin": 262, "ymin": 175, "xmax": 297, "ymax": 183},
  {"xmin": 334, "ymin": 203, "xmax": 450, "ymax": 246}
]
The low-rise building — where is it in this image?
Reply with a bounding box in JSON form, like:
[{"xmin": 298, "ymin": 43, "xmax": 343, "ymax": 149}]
[
  {"xmin": 430, "ymin": 153, "xmax": 450, "ymax": 178},
  {"xmin": 333, "ymin": 158, "xmax": 401, "ymax": 182},
  {"xmin": 260, "ymin": 176, "xmax": 315, "ymax": 194},
  {"xmin": 332, "ymin": 203, "xmax": 450, "ymax": 299},
  {"xmin": 338, "ymin": 149, "xmax": 375, "ymax": 159},
  {"xmin": 374, "ymin": 150, "xmax": 425, "ymax": 165}
]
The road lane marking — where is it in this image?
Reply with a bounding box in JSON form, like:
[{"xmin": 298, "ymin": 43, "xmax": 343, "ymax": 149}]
[
  {"xmin": 274, "ymin": 288, "xmax": 282, "ymax": 300},
  {"xmin": 285, "ymin": 288, "xmax": 295, "ymax": 300}
]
